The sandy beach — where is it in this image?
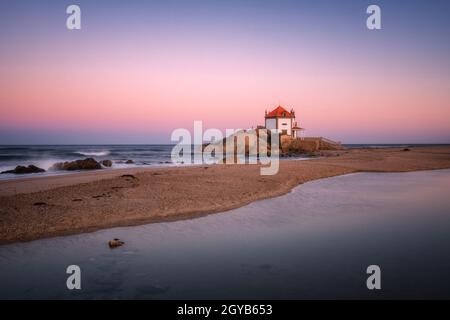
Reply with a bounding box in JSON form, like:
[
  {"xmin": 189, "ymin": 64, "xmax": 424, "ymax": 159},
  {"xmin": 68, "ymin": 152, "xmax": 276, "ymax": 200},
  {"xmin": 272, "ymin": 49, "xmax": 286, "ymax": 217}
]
[{"xmin": 1, "ymin": 146, "xmax": 450, "ymax": 245}]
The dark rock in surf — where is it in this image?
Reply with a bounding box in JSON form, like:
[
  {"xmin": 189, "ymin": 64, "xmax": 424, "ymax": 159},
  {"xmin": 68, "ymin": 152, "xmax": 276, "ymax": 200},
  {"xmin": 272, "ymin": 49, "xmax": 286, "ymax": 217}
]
[
  {"xmin": 1, "ymin": 165, "xmax": 45, "ymax": 174},
  {"xmin": 101, "ymin": 160, "xmax": 113, "ymax": 167},
  {"xmin": 50, "ymin": 158, "xmax": 102, "ymax": 171}
]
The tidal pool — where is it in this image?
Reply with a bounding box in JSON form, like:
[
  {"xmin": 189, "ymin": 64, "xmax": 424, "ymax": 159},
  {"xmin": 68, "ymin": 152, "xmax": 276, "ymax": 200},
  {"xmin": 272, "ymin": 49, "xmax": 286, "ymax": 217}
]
[{"xmin": 1, "ymin": 170, "xmax": 450, "ymax": 299}]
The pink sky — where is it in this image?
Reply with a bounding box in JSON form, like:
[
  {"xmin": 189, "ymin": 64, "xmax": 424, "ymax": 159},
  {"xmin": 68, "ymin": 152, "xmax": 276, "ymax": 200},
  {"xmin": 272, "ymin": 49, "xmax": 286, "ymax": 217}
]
[
  {"xmin": 1, "ymin": 1, "xmax": 449, "ymax": 144},
  {"xmin": 2, "ymin": 46, "xmax": 449, "ymax": 144}
]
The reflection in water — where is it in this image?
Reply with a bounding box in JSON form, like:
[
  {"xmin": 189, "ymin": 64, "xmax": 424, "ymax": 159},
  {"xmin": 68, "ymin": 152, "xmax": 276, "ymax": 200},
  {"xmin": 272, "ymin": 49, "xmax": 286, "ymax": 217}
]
[{"xmin": 1, "ymin": 170, "xmax": 450, "ymax": 299}]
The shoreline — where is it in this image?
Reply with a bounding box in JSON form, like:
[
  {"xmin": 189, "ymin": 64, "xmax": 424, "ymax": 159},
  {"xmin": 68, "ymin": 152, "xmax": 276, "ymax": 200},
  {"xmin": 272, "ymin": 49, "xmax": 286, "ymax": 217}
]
[{"xmin": 1, "ymin": 146, "xmax": 450, "ymax": 245}]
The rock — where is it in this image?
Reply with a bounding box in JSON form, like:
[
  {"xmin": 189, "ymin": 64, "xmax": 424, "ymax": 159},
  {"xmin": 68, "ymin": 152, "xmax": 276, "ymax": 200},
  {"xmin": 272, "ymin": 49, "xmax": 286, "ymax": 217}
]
[
  {"xmin": 108, "ymin": 238, "xmax": 124, "ymax": 249},
  {"xmin": 1, "ymin": 165, "xmax": 45, "ymax": 174},
  {"xmin": 125, "ymin": 160, "xmax": 134, "ymax": 164},
  {"xmin": 101, "ymin": 160, "xmax": 113, "ymax": 167},
  {"xmin": 33, "ymin": 202, "xmax": 47, "ymax": 206},
  {"xmin": 50, "ymin": 158, "xmax": 102, "ymax": 171},
  {"xmin": 403, "ymin": 148, "xmax": 410, "ymax": 152},
  {"xmin": 121, "ymin": 174, "xmax": 137, "ymax": 179}
]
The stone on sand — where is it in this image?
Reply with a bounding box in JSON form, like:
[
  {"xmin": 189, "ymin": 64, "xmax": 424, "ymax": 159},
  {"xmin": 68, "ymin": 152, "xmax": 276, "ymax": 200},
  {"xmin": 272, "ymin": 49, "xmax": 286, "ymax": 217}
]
[{"xmin": 108, "ymin": 238, "xmax": 124, "ymax": 248}]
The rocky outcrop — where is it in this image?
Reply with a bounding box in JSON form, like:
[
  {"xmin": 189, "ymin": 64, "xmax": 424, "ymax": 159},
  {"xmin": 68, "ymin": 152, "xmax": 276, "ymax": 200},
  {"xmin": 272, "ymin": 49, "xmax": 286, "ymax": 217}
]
[
  {"xmin": 317, "ymin": 138, "xmax": 344, "ymax": 151},
  {"xmin": 50, "ymin": 158, "xmax": 102, "ymax": 171},
  {"xmin": 281, "ymin": 137, "xmax": 318, "ymax": 153},
  {"xmin": 204, "ymin": 130, "xmax": 344, "ymax": 161},
  {"xmin": 204, "ymin": 129, "xmax": 273, "ymax": 156},
  {"xmin": 1, "ymin": 165, "xmax": 46, "ymax": 174},
  {"xmin": 281, "ymin": 136, "xmax": 344, "ymax": 155},
  {"xmin": 101, "ymin": 160, "xmax": 113, "ymax": 167}
]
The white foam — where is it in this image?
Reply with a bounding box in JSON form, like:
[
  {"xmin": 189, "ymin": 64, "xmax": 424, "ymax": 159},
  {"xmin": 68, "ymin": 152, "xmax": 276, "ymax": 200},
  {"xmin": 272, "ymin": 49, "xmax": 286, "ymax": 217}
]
[{"xmin": 74, "ymin": 150, "xmax": 110, "ymax": 157}]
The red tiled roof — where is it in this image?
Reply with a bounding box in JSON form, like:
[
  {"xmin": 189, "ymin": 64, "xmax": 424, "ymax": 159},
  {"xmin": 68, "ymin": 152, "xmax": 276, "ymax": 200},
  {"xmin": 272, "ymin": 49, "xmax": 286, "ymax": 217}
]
[{"xmin": 265, "ymin": 106, "xmax": 294, "ymax": 118}]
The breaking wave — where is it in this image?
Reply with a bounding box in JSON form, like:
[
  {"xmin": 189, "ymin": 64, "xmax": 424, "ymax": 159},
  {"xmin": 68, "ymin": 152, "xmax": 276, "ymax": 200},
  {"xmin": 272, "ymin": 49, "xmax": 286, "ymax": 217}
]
[{"xmin": 75, "ymin": 151, "xmax": 111, "ymax": 157}]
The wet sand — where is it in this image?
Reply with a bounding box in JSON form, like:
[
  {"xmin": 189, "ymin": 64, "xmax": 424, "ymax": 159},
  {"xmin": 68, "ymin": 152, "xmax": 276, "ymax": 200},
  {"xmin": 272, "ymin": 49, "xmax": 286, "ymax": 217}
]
[{"xmin": 1, "ymin": 146, "xmax": 450, "ymax": 244}]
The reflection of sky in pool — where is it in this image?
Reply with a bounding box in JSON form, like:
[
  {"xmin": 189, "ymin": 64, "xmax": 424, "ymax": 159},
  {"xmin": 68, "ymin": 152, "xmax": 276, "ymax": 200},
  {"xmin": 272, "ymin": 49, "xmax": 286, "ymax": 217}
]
[{"xmin": 1, "ymin": 170, "xmax": 450, "ymax": 299}]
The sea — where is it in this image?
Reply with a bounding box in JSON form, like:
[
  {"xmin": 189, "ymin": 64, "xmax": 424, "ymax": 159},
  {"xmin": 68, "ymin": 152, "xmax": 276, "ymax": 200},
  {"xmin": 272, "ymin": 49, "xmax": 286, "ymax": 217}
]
[
  {"xmin": 0, "ymin": 144, "xmax": 447, "ymax": 180},
  {"xmin": 0, "ymin": 145, "xmax": 178, "ymax": 180}
]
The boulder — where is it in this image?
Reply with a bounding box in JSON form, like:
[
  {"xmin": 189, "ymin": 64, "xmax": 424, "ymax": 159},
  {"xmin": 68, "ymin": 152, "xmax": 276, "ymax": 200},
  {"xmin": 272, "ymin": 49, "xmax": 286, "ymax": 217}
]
[
  {"xmin": 1, "ymin": 165, "xmax": 45, "ymax": 174},
  {"xmin": 125, "ymin": 160, "xmax": 134, "ymax": 164},
  {"xmin": 50, "ymin": 158, "xmax": 102, "ymax": 171},
  {"xmin": 101, "ymin": 160, "xmax": 113, "ymax": 167}
]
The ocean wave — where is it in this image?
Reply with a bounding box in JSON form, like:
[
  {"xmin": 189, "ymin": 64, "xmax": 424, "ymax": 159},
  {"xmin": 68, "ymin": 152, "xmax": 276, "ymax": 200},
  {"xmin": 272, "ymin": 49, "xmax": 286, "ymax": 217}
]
[{"xmin": 75, "ymin": 151, "xmax": 110, "ymax": 157}]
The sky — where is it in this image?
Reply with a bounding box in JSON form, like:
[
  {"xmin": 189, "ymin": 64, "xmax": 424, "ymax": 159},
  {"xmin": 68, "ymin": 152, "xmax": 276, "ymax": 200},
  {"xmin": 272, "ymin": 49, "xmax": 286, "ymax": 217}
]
[{"xmin": 0, "ymin": 0, "xmax": 449, "ymax": 144}]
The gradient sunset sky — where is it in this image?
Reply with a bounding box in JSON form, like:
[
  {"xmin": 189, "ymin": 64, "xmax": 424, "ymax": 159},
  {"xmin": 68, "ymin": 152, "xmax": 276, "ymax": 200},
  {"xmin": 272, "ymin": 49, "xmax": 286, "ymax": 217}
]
[{"xmin": 1, "ymin": 0, "xmax": 449, "ymax": 144}]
